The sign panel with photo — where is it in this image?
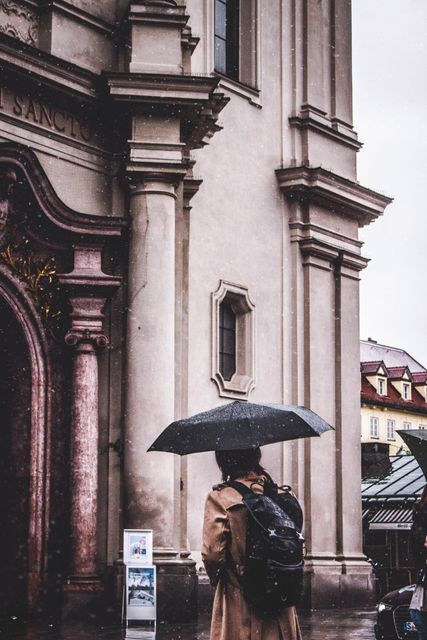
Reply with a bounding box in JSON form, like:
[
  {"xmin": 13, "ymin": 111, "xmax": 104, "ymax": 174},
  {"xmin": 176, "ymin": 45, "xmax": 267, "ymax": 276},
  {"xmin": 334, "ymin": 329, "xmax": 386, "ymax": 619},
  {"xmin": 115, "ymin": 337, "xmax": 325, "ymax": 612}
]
[
  {"xmin": 124, "ymin": 529, "xmax": 153, "ymax": 564},
  {"xmin": 126, "ymin": 565, "xmax": 156, "ymax": 621}
]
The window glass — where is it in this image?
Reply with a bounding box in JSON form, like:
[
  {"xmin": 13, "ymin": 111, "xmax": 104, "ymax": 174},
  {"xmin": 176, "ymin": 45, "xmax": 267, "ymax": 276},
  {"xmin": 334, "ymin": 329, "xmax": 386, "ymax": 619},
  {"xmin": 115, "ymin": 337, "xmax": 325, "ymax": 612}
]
[
  {"xmin": 370, "ymin": 417, "xmax": 379, "ymax": 438},
  {"xmin": 403, "ymin": 422, "xmax": 411, "ymax": 430},
  {"xmin": 214, "ymin": 0, "xmax": 256, "ymax": 85},
  {"xmin": 215, "ymin": 0, "xmax": 227, "ymax": 39},
  {"xmin": 219, "ymin": 301, "xmax": 236, "ymax": 381},
  {"xmin": 387, "ymin": 419, "xmax": 395, "ymax": 440}
]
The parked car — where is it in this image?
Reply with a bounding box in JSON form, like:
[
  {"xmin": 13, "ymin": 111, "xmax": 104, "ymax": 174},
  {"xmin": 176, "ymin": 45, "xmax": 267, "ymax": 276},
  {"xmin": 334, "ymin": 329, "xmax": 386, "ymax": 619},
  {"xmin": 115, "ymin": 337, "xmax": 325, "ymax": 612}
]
[{"xmin": 375, "ymin": 584, "xmax": 417, "ymax": 639}]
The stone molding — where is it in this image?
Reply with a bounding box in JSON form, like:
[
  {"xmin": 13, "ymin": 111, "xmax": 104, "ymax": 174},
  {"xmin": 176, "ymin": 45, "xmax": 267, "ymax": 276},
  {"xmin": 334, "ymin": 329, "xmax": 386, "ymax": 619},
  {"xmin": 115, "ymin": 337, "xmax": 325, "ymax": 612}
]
[
  {"xmin": 0, "ymin": 261, "xmax": 50, "ymax": 611},
  {"xmin": 211, "ymin": 280, "xmax": 255, "ymax": 400},
  {"xmin": 0, "ymin": 0, "xmax": 38, "ymax": 45},
  {"xmin": 276, "ymin": 165, "xmax": 393, "ymax": 227},
  {"xmin": 127, "ymin": 1, "xmax": 188, "ymax": 28},
  {"xmin": 0, "ymin": 144, "xmax": 126, "ymax": 238},
  {"xmin": 289, "ymin": 104, "xmax": 362, "ymax": 151},
  {"xmin": 0, "ymin": 31, "xmax": 97, "ymax": 100},
  {"xmin": 106, "ymin": 72, "xmax": 229, "ymax": 151},
  {"xmin": 39, "ymin": 0, "xmax": 114, "ymax": 35}
]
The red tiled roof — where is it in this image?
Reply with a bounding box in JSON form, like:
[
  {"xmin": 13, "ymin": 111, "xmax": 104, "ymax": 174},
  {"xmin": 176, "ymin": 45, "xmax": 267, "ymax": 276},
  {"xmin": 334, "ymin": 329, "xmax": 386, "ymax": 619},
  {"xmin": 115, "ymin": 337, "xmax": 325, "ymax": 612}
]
[
  {"xmin": 413, "ymin": 372, "xmax": 427, "ymax": 385},
  {"xmin": 360, "ymin": 361, "xmax": 384, "ymax": 375},
  {"xmin": 387, "ymin": 366, "xmax": 411, "ymax": 380},
  {"xmin": 361, "ymin": 376, "xmax": 427, "ymax": 415}
]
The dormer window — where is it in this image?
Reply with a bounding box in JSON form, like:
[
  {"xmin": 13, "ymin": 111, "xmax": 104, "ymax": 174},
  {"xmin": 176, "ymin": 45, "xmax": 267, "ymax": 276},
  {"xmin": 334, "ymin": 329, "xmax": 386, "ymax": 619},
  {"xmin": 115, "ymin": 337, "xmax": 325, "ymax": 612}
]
[
  {"xmin": 378, "ymin": 378, "xmax": 386, "ymax": 396},
  {"xmin": 403, "ymin": 383, "xmax": 411, "ymax": 400}
]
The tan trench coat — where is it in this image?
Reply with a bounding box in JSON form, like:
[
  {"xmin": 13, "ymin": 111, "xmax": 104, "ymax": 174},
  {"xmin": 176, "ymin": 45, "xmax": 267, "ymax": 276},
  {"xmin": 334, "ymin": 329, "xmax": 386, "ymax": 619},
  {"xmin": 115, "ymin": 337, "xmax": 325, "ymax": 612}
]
[{"xmin": 202, "ymin": 475, "xmax": 302, "ymax": 640}]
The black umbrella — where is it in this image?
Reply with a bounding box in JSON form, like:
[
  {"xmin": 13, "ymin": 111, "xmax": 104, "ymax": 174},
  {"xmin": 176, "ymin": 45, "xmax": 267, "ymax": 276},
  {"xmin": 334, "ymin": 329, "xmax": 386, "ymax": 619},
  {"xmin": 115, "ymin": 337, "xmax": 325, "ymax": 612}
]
[
  {"xmin": 148, "ymin": 401, "xmax": 333, "ymax": 455},
  {"xmin": 396, "ymin": 429, "xmax": 427, "ymax": 479}
]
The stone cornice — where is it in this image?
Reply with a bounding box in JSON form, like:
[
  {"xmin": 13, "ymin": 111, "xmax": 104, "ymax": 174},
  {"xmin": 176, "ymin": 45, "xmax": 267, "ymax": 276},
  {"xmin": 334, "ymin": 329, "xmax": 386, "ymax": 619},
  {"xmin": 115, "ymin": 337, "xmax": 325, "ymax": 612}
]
[
  {"xmin": 105, "ymin": 72, "xmax": 223, "ymax": 106},
  {"xmin": 295, "ymin": 237, "xmax": 369, "ymax": 275},
  {"xmin": 39, "ymin": 0, "xmax": 115, "ymax": 34},
  {"xmin": 127, "ymin": 1, "xmax": 188, "ymax": 28},
  {"xmin": 105, "ymin": 72, "xmax": 229, "ymax": 149},
  {"xmin": 289, "ymin": 105, "xmax": 362, "ymax": 151},
  {"xmin": 276, "ymin": 165, "xmax": 393, "ymax": 227},
  {"xmin": 0, "ymin": 31, "xmax": 98, "ymax": 101}
]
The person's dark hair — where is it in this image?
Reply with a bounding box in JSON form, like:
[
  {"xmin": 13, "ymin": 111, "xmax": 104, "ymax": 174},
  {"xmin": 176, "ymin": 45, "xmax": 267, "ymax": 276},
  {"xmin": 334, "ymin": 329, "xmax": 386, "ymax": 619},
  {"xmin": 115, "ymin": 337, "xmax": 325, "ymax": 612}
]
[{"xmin": 215, "ymin": 447, "xmax": 271, "ymax": 482}]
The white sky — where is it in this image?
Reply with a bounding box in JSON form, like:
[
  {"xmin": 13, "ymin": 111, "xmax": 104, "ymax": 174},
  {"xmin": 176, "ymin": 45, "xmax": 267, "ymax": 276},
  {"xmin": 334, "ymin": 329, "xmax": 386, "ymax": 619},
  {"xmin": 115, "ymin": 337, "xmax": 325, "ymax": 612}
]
[{"xmin": 352, "ymin": 1, "xmax": 427, "ymax": 368}]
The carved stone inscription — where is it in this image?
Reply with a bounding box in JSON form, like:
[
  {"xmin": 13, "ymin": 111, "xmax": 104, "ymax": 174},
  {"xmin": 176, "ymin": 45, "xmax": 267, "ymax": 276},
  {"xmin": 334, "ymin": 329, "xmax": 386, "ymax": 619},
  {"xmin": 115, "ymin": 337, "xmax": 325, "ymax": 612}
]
[{"xmin": 0, "ymin": 87, "xmax": 94, "ymax": 143}]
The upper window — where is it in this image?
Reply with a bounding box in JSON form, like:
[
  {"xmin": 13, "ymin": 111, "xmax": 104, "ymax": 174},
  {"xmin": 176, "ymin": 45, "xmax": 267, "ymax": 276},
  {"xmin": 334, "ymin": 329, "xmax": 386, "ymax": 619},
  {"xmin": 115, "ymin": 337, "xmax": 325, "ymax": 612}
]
[
  {"xmin": 212, "ymin": 280, "xmax": 255, "ymax": 399},
  {"xmin": 387, "ymin": 419, "xmax": 395, "ymax": 440},
  {"xmin": 214, "ymin": 0, "xmax": 257, "ymax": 88},
  {"xmin": 403, "ymin": 422, "xmax": 412, "ymax": 430},
  {"xmin": 378, "ymin": 378, "xmax": 386, "ymax": 396},
  {"xmin": 403, "ymin": 383, "xmax": 411, "ymax": 400},
  {"xmin": 214, "ymin": 0, "xmax": 239, "ymax": 80},
  {"xmin": 370, "ymin": 417, "xmax": 379, "ymax": 438}
]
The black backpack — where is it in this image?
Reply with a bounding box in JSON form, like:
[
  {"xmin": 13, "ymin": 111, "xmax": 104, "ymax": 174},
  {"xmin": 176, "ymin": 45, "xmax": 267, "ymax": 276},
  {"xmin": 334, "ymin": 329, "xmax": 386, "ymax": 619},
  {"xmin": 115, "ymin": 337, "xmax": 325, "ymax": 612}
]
[{"xmin": 227, "ymin": 479, "xmax": 304, "ymax": 617}]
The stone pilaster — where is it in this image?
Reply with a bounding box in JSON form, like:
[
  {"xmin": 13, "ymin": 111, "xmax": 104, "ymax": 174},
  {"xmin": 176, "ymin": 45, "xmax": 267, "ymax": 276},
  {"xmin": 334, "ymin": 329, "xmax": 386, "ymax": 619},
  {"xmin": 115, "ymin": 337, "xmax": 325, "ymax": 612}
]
[
  {"xmin": 334, "ymin": 254, "xmax": 376, "ymax": 605},
  {"xmin": 276, "ymin": 166, "xmax": 391, "ymax": 608}
]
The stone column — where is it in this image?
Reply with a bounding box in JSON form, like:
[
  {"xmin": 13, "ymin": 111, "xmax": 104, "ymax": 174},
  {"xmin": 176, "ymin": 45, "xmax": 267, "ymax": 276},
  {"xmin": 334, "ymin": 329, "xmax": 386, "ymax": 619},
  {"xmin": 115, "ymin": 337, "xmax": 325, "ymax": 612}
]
[
  {"xmin": 125, "ymin": 178, "xmax": 177, "ymax": 546},
  {"xmin": 65, "ymin": 308, "xmax": 108, "ymax": 584},
  {"xmin": 59, "ymin": 246, "xmax": 120, "ymax": 612},
  {"xmin": 124, "ymin": 175, "xmax": 198, "ymax": 621}
]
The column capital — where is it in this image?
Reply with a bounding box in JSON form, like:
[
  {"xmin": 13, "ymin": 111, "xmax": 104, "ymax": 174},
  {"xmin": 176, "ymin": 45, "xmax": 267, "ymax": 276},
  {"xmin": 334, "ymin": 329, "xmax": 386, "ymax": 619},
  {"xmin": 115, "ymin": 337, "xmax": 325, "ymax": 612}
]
[
  {"xmin": 127, "ymin": 175, "xmax": 179, "ymax": 199},
  {"xmin": 65, "ymin": 328, "xmax": 109, "ymax": 350}
]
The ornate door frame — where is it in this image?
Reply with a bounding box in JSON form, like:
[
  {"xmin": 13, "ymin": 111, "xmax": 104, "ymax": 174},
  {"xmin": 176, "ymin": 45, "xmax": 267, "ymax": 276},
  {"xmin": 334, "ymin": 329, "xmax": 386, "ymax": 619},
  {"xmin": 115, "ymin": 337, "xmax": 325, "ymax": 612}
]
[{"xmin": 0, "ymin": 142, "xmax": 125, "ymax": 611}]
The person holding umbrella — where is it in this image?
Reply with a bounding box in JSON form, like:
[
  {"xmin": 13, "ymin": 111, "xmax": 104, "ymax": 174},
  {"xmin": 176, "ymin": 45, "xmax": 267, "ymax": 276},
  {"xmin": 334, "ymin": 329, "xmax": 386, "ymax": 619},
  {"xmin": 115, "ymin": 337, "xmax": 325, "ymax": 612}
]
[
  {"xmin": 149, "ymin": 400, "xmax": 333, "ymax": 639},
  {"xmin": 202, "ymin": 446, "xmax": 302, "ymax": 640}
]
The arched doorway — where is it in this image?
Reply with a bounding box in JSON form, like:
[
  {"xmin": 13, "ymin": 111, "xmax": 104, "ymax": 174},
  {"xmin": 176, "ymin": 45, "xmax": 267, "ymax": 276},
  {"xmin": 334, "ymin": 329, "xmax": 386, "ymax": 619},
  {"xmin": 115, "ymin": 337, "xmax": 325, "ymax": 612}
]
[{"xmin": 0, "ymin": 296, "xmax": 32, "ymax": 614}]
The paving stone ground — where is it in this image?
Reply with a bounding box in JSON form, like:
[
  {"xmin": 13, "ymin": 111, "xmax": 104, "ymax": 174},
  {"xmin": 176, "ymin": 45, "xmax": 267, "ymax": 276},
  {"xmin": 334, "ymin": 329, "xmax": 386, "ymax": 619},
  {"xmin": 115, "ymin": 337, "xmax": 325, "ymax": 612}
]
[{"xmin": 0, "ymin": 609, "xmax": 377, "ymax": 640}]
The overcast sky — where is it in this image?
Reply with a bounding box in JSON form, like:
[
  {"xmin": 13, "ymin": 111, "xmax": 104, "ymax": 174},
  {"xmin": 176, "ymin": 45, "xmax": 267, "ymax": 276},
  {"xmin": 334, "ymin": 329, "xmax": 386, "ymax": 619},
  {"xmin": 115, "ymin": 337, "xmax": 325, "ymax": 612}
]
[{"xmin": 352, "ymin": 1, "xmax": 427, "ymax": 368}]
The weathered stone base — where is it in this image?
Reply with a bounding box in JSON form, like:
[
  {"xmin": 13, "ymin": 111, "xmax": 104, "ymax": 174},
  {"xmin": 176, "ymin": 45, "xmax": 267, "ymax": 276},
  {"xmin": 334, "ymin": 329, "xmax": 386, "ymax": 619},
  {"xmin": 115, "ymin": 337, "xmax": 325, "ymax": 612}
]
[
  {"xmin": 302, "ymin": 557, "xmax": 375, "ymax": 609},
  {"xmin": 62, "ymin": 577, "xmax": 105, "ymax": 622},
  {"xmin": 155, "ymin": 554, "xmax": 198, "ymax": 622}
]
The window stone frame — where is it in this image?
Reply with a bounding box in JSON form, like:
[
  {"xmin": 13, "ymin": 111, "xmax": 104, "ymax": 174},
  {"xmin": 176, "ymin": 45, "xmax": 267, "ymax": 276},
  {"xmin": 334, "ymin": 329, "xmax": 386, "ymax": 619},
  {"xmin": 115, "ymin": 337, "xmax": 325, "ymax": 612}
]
[{"xmin": 211, "ymin": 280, "xmax": 255, "ymax": 399}]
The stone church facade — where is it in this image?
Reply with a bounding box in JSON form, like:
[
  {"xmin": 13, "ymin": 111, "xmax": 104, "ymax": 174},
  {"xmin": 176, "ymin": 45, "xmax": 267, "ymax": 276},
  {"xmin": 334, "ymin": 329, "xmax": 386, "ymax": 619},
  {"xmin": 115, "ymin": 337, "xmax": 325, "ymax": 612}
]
[{"xmin": 0, "ymin": 0, "xmax": 391, "ymax": 620}]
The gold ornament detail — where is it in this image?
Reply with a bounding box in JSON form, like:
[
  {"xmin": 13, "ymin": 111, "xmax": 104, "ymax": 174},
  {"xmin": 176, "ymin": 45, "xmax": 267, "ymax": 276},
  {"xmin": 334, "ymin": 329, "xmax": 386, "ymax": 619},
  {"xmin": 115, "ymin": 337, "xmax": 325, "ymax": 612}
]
[{"xmin": 0, "ymin": 238, "xmax": 62, "ymax": 336}]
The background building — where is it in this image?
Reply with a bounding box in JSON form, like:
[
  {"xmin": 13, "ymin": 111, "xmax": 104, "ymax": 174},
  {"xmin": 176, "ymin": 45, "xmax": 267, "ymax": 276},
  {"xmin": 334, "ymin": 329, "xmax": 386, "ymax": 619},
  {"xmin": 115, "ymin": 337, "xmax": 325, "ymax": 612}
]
[
  {"xmin": 0, "ymin": 0, "xmax": 390, "ymax": 620},
  {"xmin": 362, "ymin": 454, "xmax": 423, "ymax": 595},
  {"xmin": 361, "ymin": 339, "xmax": 427, "ymax": 455}
]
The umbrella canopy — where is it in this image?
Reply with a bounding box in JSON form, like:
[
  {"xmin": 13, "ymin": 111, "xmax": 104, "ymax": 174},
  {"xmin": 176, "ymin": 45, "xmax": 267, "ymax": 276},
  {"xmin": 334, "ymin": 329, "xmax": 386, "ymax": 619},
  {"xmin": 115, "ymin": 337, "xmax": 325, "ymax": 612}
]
[
  {"xmin": 148, "ymin": 401, "xmax": 333, "ymax": 455},
  {"xmin": 396, "ymin": 429, "xmax": 427, "ymax": 479}
]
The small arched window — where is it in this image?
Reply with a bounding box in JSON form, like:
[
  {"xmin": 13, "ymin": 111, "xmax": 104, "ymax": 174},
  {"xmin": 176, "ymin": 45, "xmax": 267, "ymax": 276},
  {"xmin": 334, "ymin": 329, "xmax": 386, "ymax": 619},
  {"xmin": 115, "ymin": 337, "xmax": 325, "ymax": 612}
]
[
  {"xmin": 212, "ymin": 281, "xmax": 255, "ymax": 399},
  {"xmin": 219, "ymin": 301, "xmax": 236, "ymax": 381}
]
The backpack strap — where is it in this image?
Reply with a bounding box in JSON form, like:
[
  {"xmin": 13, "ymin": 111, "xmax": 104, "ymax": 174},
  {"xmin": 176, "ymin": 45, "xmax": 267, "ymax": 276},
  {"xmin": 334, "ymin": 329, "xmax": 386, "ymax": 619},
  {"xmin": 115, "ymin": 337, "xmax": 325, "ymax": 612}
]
[{"xmin": 227, "ymin": 480, "xmax": 255, "ymax": 498}]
